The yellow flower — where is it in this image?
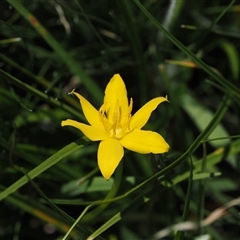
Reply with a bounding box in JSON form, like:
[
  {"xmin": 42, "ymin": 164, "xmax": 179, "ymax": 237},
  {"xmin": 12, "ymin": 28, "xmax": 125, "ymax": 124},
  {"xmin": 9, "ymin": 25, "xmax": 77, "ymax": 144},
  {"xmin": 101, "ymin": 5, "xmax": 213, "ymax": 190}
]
[{"xmin": 61, "ymin": 74, "xmax": 170, "ymax": 180}]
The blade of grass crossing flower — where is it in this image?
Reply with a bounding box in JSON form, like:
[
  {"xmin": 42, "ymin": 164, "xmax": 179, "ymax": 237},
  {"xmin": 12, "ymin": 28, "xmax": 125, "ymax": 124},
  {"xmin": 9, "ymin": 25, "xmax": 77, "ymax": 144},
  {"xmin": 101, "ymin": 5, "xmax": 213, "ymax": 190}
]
[
  {"xmin": 0, "ymin": 69, "xmax": 84, "ymax": 120},
  {"xmin": 0, "ymin": 138, "xmax": 85, "ymax": 201},
  {"xmin": 133, "ymin": 0, "xmax": 240, "ymax": 99},
  {"xmin": 7, "ymin": 0, "xmax": 103, "ymax": 101}
]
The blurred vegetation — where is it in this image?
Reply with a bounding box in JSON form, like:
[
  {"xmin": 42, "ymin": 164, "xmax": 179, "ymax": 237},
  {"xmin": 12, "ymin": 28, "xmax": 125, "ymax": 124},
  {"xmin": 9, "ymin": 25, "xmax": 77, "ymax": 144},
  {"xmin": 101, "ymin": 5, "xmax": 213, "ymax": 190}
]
[{"xmin": 1, "ymin": 0, "xmax": 240, "ymax": 239}]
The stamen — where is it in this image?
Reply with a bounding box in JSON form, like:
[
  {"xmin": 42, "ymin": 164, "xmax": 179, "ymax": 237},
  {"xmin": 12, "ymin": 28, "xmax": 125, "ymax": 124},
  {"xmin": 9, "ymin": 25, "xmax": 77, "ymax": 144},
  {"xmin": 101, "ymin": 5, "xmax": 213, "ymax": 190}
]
[
  {"xmin": 118, "ymin": 99, "xmax": 133, "ymax": 137},
  {"xmin": 128, "ymin": 98, "xmax": 133, "ymax": 114},
  {"xmin": 99, "ymin": 103, "xmax": 112, "ymax": 133}
]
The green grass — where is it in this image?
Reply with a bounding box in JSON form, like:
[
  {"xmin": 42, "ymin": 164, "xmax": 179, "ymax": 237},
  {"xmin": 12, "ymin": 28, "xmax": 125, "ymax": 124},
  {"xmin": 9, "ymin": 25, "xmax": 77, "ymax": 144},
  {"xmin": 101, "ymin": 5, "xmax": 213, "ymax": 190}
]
[{"xmin": 1, "ymin": 1, "xmax": 240, "ymax": 239}]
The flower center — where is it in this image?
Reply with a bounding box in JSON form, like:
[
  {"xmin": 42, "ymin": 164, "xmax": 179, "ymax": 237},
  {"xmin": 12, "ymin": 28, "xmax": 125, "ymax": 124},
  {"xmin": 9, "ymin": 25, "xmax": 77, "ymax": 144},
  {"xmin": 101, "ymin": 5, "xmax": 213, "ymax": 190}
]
[{"xmin": 99, "ymin": 98, "xmax": 133, "ymax": 139}]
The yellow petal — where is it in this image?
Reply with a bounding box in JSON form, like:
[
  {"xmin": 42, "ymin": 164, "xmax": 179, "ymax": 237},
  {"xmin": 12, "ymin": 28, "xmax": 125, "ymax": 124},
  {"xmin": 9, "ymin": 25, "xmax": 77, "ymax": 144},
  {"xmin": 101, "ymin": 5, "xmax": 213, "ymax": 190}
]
[
  {"xmin": 70, "ymin": 90, "xmax": 102, "ymax": 127},
  {"xmin": 61, "ymin": 119, "xmax": 108, "ymax": 141},
  {"xmin": 130, "ymin": 97, "xmax": 168, "ymax": 129},
  {"xmin": 120, "ymin": 128, "xmax": 170, "ymax": 154},
  {"xmin": 104, "ymin": 74, "xmax": 129, "ymax": 124},
  {"xmin": 98, "ymin": 138, "xmax": 124, "ymax": 180}
]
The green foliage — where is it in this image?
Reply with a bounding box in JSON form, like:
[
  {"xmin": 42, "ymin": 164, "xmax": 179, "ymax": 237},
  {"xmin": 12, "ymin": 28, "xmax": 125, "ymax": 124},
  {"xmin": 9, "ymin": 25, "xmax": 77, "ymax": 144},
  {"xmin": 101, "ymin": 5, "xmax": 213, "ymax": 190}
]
[{"xmin": 1, "ymin": 0, "xmax": 240, "ymax": 239}]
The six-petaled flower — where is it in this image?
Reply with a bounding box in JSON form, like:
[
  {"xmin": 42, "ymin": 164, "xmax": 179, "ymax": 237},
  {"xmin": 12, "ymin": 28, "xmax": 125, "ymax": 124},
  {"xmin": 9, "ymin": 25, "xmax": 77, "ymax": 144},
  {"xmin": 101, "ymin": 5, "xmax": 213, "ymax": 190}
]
[{"xmin": 61, "ymin": 74, "xmax": 170, "ymax": 180}]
